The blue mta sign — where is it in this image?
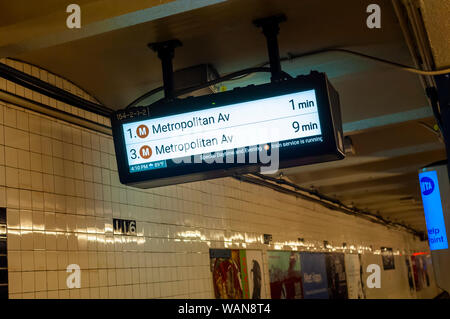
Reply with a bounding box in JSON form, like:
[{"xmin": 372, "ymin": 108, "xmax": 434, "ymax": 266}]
[
  {"xmin": 420, "ymin": 177, "xmax": 434, "ymax": 195},
  {"xmin": 419, "ymin": 170, "xmax": 448, "ymax": 250}
]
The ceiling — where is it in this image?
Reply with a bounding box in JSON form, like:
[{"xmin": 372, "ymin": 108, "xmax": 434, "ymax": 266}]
[{"xmin": 1, "ymin": 0, "xmax": 448, "ymax": 234}]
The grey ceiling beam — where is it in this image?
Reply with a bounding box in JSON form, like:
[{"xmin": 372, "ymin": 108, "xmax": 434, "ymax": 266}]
[
  {"xmin": 0, "ymin": 0, "xmax": 226, "ymax": 58},
  {"xmin": 291, "ymin": 148, "xmax": 445, "ymax": 186},
  {"xmin": 317, "ymin": 172, "xmax": 419, "ymax": 194},
  {"xmin": 343, "ymin": 106, "xmax": 433, "ymax": 134}
]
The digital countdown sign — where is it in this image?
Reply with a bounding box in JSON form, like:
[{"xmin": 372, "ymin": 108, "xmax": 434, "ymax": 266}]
[{"xmin": 112, "ymin": 71, "xmax": 344, "ymax": 188}]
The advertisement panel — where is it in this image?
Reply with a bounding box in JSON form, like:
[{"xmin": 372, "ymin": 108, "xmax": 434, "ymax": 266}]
[
  {"xmin": 210, "ymin": 249, "xmax": 245, "ymax": 299},
  {"xmin": 267, "ymin": 251, "xmax": 303, "ymax": 299},
  {"xmin": 300, "ymin": 252, "xmax": 328, "ymax": 299},
  {"xmin": 246, "ymin": 250, "xmax": 267, "ymax": 299},
  {"xmin": 344, "ymin": 254, "xmax": 365, "ymax": 299},
  {"xmin": 325, "ymin": 253, "xmax": 348, "ymax": 298}
]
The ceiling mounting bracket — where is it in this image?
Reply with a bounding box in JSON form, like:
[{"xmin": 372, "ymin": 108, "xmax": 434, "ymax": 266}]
[
  {"xmin": 148, "ymin": 39, "xmax": 182, "ymax": 101},
  {"xmin": 253, "ymin": 14, "xmax": 287, "ymax": 83}
]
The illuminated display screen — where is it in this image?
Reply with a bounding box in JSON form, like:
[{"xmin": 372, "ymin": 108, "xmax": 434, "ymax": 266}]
[
  {"xmin": 123, "ymin": 90, "xmax": 322, "ymax": 173},
  {"xmin": 419, "ymin": 170, "xmax": 449, "ymax": 251},
  {"xmin": 112, "ymin": 72, "xmax": 344, "ymax": 188}
]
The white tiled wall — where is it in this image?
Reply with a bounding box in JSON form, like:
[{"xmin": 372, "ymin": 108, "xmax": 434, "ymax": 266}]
[{"xmin": 0, "ymin": 59, "xmax": 440, "ymax": 299}]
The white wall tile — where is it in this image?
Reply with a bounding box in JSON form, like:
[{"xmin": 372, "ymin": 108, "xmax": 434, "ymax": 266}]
[
  {"xmin": 5, "ymin": 127, "xmax": 29, "ymax": 150},
  {"xmin": 9, "ymin": 272, "xmax": 22, "ymax": 294},
  {"xmin": 5, "ymin": 147, "xmax": 18, "ymax": 168},
  {"xmin": 4, "ymin": 107, "xmax": 17, "ymax": 128}
]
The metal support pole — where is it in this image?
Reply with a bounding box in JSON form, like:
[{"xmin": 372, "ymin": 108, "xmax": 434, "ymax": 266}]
[
  {"xmin": 433, "ymin": 74, "xmax": 450, "ymax": 181},
  {"xmin": 148, "ymin": 39, "xmax": 182, "ymax": 101},
  {"xmin": 253, "ymin": 14, "xmax": 286, "ymax": 83}
]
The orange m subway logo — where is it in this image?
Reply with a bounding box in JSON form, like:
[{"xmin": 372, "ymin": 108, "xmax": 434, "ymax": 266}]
[
  {"xmin": 137, "ymin": 125, "xmax": 149, "ymax": 138},
  {"xmin": 140, "ymin": 145, "xmax": 152, "ymax": 159}
]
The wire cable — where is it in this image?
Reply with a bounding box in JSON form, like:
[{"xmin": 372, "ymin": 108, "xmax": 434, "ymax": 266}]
[
  {"xmin": 125, "ymin": 86, "xmax": 164, "ymax": 109},
  {"xmin": 418, "ymin": 121, "xmax": 443, "ymax": 142},
  {"xmin": 281, "ymin": 48, "xmax": 450, "ymax": 76},
  {"xmin": 0, "ymin": 61, "xmax": 113, "ymax": 117},
  {"xmin": 426, "ymin": 87, "xmax": 446, "ymax": 143},
  {"xmin": 175, "ymin": 66, "xmax": 292, "ymax": 97},
  {"xmin": 126, "ymin": 66, "xmax": 292, "ymax": 108}
]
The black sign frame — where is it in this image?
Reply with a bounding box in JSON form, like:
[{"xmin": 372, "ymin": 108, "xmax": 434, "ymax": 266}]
[{"xmin": 111, "ymin": 71, "xmax": 344, "ymax": 188}]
